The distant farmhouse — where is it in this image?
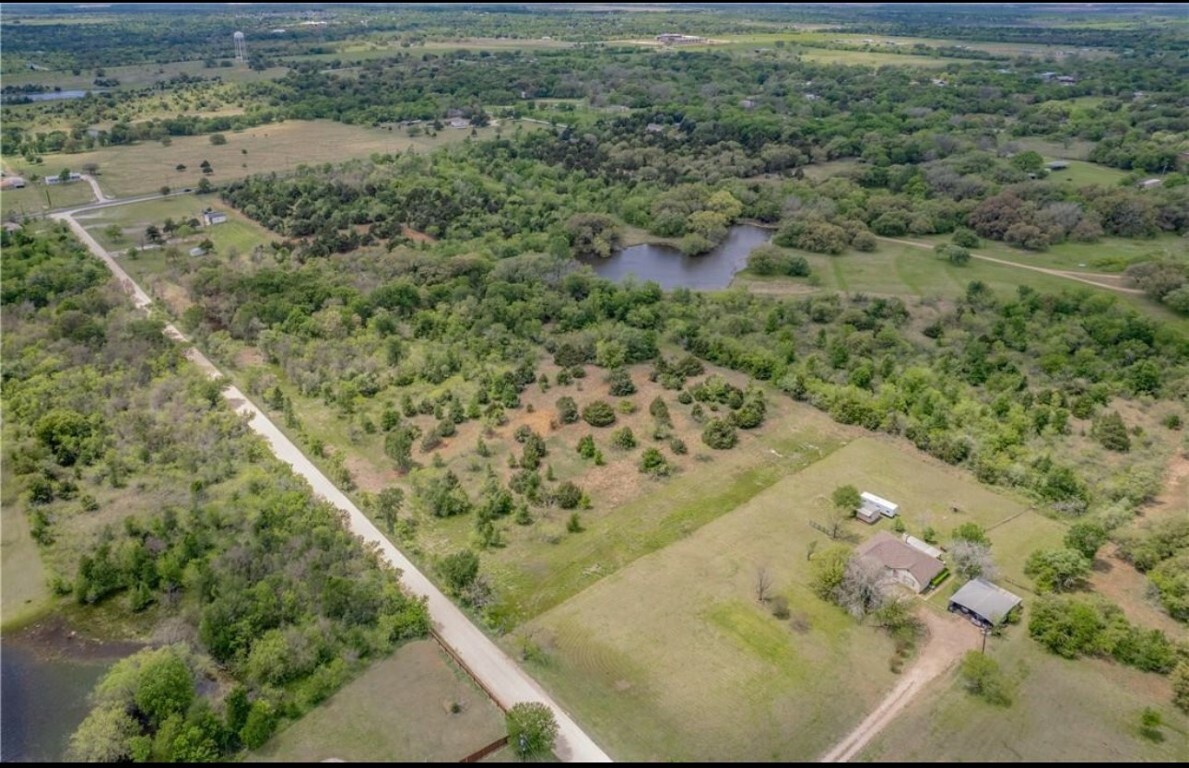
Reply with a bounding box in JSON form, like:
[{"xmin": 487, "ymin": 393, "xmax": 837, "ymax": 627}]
[
  {"xmin": 856, "ymin": 531, "xmax": 947, "ymax": 594},
  {"xmin": 46, "ymin": 172, "xmax": 82, "ymax": 185},
  {"xmin": 1045, "ymin": 161, "xmax": 1069, "ymax": 171},
  {"xmin": 656, "ymin": 33, "xmax": 704, "ymax": 46},
  {"xmin": 1138, "ymin": 178, "xmax": 1163, "ymax": 190},
  {"xmin": 0, "ymin": 175, "xmax": 27, "ymax": 189},
  {"xmin": 202, "ymin": 210, "xmax": 229, "ymax": 226},
  {"xmin": 948, "ymin": 578, "xmax": 1022, "ymax": 629},
  {"xmin": 856, "ymin": 492, "xmax": 899, "ymax": 524}
]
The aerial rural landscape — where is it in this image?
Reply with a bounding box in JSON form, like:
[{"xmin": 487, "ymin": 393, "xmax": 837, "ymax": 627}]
[{"xmin": 1, "ymin": 2, "xmax": 1187, "ymax": 763}]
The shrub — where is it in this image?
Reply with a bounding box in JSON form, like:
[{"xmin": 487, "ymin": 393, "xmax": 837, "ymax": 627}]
[
  {"xmin": 555, "ymin": 396, "xmax": 579, "ymax": 424},
  {"xmin": 959, "ymin": 651, "xmax": 1011, "ymax": 706},
  {"xmin": 554, "ymin": 481, "xmax": 583, "ymax": 509},
  {"xmin": 669, "ymin": 437, "xmax": 688, "ymax": 455},
  {"xmin": 607, "ymin": 367, "xmax": 636, "ymax": 396},
  {"xmin": 437, "ymin": 550, "xmax": 480, "ymax": 596},
  {"xmin": 576, "ymin": 434, "xmax": 596, "ymax": 459},
  {"xmin": 566, "ymin": 513, "xmax": 583, "ymax": 533},
  {"xmin": 582, "ymin": 400, "xmax": 616, "ymax": 427},
  {"xmin": 611, "ymin": 427, "xmax": 637, "ymax": 450},
  {"xmin": 638, "ymin": 447, "xmax": 671, "ymax": 476},
  {"xmin": 506, "ymin": 702, "xmax": 559, "ymax": 759},
  {"xmin": 701, "ymin": 419, "xmax": 737, "ymax": 450}
]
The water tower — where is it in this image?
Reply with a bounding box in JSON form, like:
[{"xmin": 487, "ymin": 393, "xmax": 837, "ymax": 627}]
[{"xmin": 234, "ymin": 31, "xmax": 247, "ymax": 62}]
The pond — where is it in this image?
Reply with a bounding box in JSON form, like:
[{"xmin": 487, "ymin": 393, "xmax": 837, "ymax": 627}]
[
  {"xmin": 577, "ymin": 223, "xmax": 772, "ymax": 290},
  {"xmin": 1, "ymin": 618, "xmax": 139, "ymax": 762},
  {"xmin": 3, "ymin": 90, "xmax": 107, "ymax": 103}
]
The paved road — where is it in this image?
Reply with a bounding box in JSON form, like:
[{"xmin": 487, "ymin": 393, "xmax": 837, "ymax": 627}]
[{"xmin": 53, "ymin": 208, "xmax": 613, "ymax": 763}]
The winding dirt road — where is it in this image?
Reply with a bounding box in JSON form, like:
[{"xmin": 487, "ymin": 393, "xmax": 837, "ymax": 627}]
[
  {"xmin": 819, "ymin": 609, "xmax": 978, "ymax": 763},
  {"xmin": 53, "ymin": 206, "xmax": 612, "ymax": 763}
]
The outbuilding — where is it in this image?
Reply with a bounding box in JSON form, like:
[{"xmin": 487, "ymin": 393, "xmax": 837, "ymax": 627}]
[
  {"xmin": 857, "ymin": 492, "xmax": 898, "ymax": 524},
  {"xmin": 948, "ymin": 578, "xmax": 1022, "ymax": 628}
]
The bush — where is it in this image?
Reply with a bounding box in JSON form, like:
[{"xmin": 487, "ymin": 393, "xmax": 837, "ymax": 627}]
[
  {"xmin": 959, "ymin": 651, "xmax": 1011, "ymax": 706},
  {"xmin": 747, "ymin": 244, "xmax": 811, "ymax": 277},
  {"xmin": 577, "ymin": 434, "xmax": 596, "ymax": 459},
  {"xmin": 701, "ymin": 419, "xmax": 737, "ymax": 449},
  {"xmin": 555, "ymin": 396, "xmax": 579, "ymax": 424},
  {"xmin": 669, "ymin": 437, "xmax": 687, "ymax": 455},
  {"xmin": 566, "ymin": 512, "xmax": 583, "ymax": 533},
  {"xmin": 607, "ymin": 367, "xmax": 636, "ymax": 396},
  {"xmin": 209, "ymin": 133, "xmax": 228, "ymax": 146},
  {"xmin": 638, "ymin": 447, "xmax": 671, "ymax": 476},
  {"xmin": 952, "ymin": 228, "xmax": 981, "ymax": 248},
  {"xmin": 582, "ymin": 400, "xmax": 616, "ymax": 427},
  {"xmin": 611, "ymin": 427, "xmax": 637, "ymax": 450},
  {"xmin": 437, "ymin": 550, "xmax": 480, "ymax": 596},
  {"xmin": 506, "ymin": 702, "xmax": 559, "ymax": 759},
  {"xmin": 554, "ymin": 481, "xmax": 583, "ymax": 509}
]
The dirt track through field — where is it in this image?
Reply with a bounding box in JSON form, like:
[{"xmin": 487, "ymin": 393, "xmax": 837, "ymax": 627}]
[
  {"xmin": 53, "ymin": 204, "xmax": 613, "ymax": 763},
  {"xmin": 875, "ymin": 235, "xmax": 1145, "ymax": 295},
  {"xmin": 819, "ymin": 609, "xmax": 978, "ymax": 763}
]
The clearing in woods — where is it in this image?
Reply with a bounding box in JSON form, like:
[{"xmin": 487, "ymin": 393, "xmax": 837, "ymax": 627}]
[
  {"xmin": 2, "ymin": 119, "xmax": 516, "ymax": 200},
  {"xmin": 515, "ymin": 437, "xmax": 1059, "ymax": 762}
]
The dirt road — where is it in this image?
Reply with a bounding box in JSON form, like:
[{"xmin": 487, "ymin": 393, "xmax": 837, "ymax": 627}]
[
  {"xmin": 80, "ymin": 174, "xmax": 110, "ymax": 203},
  {"xmin": 819, "ymin": 609, "xmax": 978, "ymax": 763},
  {"xmin": 874, "ymin": 235, "xmax": 1145, "ymax": 295},
  {"xmin": 53, "ymin": 207, "xmax": 613, "ymax": 763}
]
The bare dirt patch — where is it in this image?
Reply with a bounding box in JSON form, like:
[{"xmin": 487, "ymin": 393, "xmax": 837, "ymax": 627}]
[{"xmin": 345, "ymin": 454, "xmax": 402, "ymax": 495}]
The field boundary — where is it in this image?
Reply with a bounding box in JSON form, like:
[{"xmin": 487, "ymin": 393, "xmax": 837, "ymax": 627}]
[{"xmin": 460, "ymin": 737, "xmax": 509, "ymax": 763}]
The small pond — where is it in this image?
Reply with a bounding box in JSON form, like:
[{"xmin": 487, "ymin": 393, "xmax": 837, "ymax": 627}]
[
  {"xmin": 578, "ymin": 223, "xmax": 773, "ymax": 290},
  {"xmin": 1, "ymin": 618, "xmax": 139, "ymax": 762}
]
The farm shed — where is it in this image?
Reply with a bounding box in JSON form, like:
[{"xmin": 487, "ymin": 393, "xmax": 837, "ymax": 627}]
[{"xmin": 948, "ymin": 578, "xmax": 1022, "ymax": 629}]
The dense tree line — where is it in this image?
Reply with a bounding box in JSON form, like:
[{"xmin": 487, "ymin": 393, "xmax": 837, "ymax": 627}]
[{"xmin": 2, "ymin": 227, "xmax": 429, "ymax": 761}]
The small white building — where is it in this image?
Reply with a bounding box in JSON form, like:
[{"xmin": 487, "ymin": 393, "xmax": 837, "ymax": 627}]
[
  {"xmin": 1138, "ymin": 178, "xmax": 1163, "ymax": 190},
  {"xmin": 45, "ymin": 172, "xmax": 82, "ymax": 185},
  {"xmin": 189, "ymin": 246, "xmax": 206, "ymax": 257},
  {"xmin": 858, "ymin": 492, "xmax": 899, "ymax": 524},
  {"xmin": 202, "ymin": 210, "xmax": 229, "ymax": 226}
]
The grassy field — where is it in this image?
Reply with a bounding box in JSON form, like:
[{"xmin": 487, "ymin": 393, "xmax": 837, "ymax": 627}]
[
  {"xmin": 2, "ymin": 119, "xmax": 511, "ymax": 199},
  {"xmin": 516, "ymin": 436, "xmax": 1056, "ymax": 762},
  {"xmin": 731, "ymin": 238, "xmax": 1189, "ymax": 334},
  {"xmin": 858, "ymin": 623, "xmax": 1189, "ymax": 762},
  {"xmin": 1, "ymin": 60, "xmax": 288, "ymax": 91},
  {"xmin": 0, "ymin": 462, "xmax": 50, "ymax": 629},
  {"xmin": 1045, "ymin": 159, "xmax": 1129, "ymax": 188},
  {"xmin": 74, "ymin": 195, "xmax": 274, "ymax": 254},
  {"xmin": 230, "ymin": 351, "xmax": 853, "ymax": 627},
  {"xmin": 2, "ymin": 177, "xmax": 96, "ymax": 219},
  {"xmin": 249, "ymin": 639, "xmax": 506, "ymax": 763}
]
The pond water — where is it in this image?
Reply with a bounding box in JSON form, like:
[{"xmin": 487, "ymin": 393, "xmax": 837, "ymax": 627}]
[
  {"xmin": 7, "ymin": 90, "xmax": 101, "ymax": 102},
  {"xmin": 1, "ymin": 619, "xmax": 138, "ymax": 762},
  {"xmin": 578, "ymin": 223, "xmax": 772, "ymax": 290}
]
